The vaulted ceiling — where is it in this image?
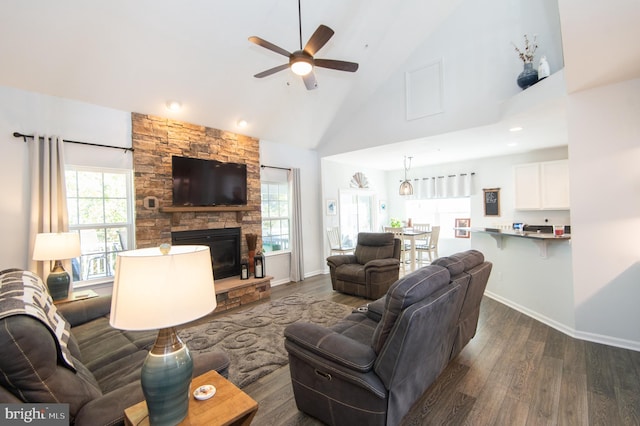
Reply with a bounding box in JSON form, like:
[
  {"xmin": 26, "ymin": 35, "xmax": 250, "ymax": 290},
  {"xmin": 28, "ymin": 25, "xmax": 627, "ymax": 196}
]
[{"xmin": 0, "ymin": 0, "xmax": 638, "ymax": 169}]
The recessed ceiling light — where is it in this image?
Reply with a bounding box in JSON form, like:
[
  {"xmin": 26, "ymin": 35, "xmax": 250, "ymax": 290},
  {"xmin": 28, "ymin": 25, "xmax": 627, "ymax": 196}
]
[
  {"xmin": 507, "ymin": 142, "xmax": 518, "ymax": 147},
  {"xmin": 509, "ymin": 126, "xmax": 523, "ymax": 132},
  {"xmin": 237, "ymin": 119, "xmax": 248, "ymax": 128},
  {"xmin": 165, "ymin": 100, "xmax": 182, "ymax": 112}
]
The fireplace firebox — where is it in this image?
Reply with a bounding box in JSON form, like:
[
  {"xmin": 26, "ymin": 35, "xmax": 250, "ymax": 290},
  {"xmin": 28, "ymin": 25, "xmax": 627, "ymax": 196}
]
[{"xmin": 171, "ymin": 228, "xmax": 241, "ymax": 280}]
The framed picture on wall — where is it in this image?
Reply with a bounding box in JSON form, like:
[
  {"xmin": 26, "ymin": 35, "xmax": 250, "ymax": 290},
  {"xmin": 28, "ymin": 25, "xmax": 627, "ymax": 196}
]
[
  {"xmin": 455, "ymin": 218, "xmax": 471, "ymax": 238},
  {"xmin": 326, "ymin": 199, "xmax": 337, "ymax": 216}
]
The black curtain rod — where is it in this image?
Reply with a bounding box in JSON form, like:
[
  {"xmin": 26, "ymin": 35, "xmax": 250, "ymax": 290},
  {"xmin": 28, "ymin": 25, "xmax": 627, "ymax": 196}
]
[
  {"xmin": 13, "ymin": 132, "xmax": 134, "ymax": 153},
  {"xmin": 261, "ymin": 164, "xmax": 291, "ymax": 171}
]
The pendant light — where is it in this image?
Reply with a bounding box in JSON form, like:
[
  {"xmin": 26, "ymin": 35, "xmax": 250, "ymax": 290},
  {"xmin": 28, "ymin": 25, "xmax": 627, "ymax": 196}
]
[{"xmin": 399, "ymin": 156, "xmax": 414, "ymax": 196}]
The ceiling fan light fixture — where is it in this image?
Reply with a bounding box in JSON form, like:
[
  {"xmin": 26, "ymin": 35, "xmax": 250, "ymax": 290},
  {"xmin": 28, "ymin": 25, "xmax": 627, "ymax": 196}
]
[{"xmin": 290, "ymin": 56, "xmax": 313, "ymax": 76}]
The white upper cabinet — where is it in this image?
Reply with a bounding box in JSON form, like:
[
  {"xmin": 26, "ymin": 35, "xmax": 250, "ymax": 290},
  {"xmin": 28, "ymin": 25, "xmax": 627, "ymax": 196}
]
[{"xmin": 514, "ymin": 160, "xmax": 570, "ymax": 210}]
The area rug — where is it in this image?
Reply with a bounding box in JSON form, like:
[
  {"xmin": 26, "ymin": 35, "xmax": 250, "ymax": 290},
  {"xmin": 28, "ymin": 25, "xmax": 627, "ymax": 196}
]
[{"xmin": 178, "ymin": 293, "xmax": 353, "ymax": 388}]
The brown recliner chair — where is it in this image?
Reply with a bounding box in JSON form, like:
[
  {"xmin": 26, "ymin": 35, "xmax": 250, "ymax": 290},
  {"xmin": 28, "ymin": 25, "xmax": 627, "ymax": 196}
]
[{"xmin": 327, "ymin": 232, "xmax": 401, "ymax": 300}]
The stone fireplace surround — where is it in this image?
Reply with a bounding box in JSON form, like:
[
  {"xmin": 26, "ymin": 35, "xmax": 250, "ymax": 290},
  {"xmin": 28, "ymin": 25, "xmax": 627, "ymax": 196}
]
[{"xmin": 131, "ymin": 113, "xmax": 270, "ymax": 311}]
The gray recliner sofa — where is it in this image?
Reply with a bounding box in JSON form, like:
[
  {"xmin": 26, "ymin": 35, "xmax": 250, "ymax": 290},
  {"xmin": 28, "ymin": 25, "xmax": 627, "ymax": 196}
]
[
  {"xmin": 284, "ymin": 250, "xmax": 492, "ymax": 426},
  {"xmin": 0, "ymin": 269, "xmax": 229, "ymax": 426},
  {"xmin": 327, "ymin": 232, "xmax": 402, "ymax": 300}
]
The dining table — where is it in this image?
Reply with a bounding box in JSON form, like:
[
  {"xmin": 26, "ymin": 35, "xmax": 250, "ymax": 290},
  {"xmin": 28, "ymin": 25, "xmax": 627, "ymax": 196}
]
[{"xmin": 401, "ymin": 228, "xmax": 431, "ymax": 271}]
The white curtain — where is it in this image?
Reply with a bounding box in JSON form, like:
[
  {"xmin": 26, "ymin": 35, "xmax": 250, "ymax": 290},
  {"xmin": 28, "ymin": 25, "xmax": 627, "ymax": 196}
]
[
  {"xmin": 435, "ymin": 176, "xmax": 446, "ymax": 198},
  {"xmin": 288, "ymin": 168, "xmax": 304, "ymax": 282},
  {"xmin": 415, "ymin": 173, "xmax": 474, "ymax": 199},
  {"xmin": 459, "ymin": 173, "xmax": 472, "ymax": 196},
  {"xmin": 28, "ymin": 135, "xmax": 70, "ymax": 279}
]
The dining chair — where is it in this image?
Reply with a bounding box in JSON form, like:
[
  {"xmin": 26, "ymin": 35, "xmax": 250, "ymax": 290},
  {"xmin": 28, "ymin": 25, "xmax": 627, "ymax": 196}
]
[
  {"xmin": 384, "ymin": 227, "xmax": 407, "ymax": 269},
  {"xmin": 417, "ymin": 225, "xmax": 440, "ymax": 264},
  {"xmin": 411, "ymin": 223, "xmax": 431, "ymax": 264},
  {"xmin": 326, "ymin": 227, "xmax": 354, "ymax": 255}
]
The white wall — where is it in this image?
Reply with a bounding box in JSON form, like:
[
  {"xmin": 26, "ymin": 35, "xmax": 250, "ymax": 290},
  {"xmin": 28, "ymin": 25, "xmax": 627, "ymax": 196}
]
[
  {"xmin": 0, "ymin": 85, "xmax": 131, "ymax": 271},
  {"xmin": 458, "ymin": 150, "xmax": 574, "ymax": 332},
  {"xmin": 319, "ymin": 0, "xmax": 564, "ymax": 157},
  {"xmin": 260, "ymin": 140, "xmax": 324, "ymax": 285},
  {"xmin": 568, "ymin": 78, "xmax": 640, "ymax": 349}
]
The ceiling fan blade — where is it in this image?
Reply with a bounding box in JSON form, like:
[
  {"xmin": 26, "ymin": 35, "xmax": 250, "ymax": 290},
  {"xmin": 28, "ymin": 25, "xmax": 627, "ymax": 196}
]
[
  {"xmin": 248, "ymin": 36, "xmax": 291, "ymax": 58},
  {"xmin": 254, "ymin": 63, "xmax": 290, "ymax": 78},
  {"xmin": 304, "ymin": 25, "xmax": 334, "ymax": 56},
  {"xmin": 302, "ymin": 71, "xmax": 318, "ymax": 90},
  {"xmin": 314, "ymin": 58, "xmax": 359, "ymax": 72}
]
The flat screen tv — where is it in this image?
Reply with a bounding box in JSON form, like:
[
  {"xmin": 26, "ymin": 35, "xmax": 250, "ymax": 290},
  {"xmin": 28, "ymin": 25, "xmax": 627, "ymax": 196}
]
[{"xmin": 172, "ymin": 155, "xmax": 247, "ymax": 206}]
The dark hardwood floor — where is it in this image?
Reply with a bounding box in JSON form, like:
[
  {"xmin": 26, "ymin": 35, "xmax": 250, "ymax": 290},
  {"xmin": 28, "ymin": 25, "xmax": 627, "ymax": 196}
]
[{"xmin": 201, "ymin": 274, "xmax": 640, "ymax": 426}]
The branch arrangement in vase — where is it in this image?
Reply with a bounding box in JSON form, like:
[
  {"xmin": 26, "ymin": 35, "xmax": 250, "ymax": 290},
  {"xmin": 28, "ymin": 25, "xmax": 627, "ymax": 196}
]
[{"xmin": 512, "ymin": 34, "xmax": 538, "ymax": 63}]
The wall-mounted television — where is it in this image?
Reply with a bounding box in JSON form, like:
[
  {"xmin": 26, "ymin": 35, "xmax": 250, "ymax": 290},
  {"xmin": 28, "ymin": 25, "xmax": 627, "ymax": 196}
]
[{"xmin": 172, "ymin": 155, "xmax": 247, "ymax": 206}]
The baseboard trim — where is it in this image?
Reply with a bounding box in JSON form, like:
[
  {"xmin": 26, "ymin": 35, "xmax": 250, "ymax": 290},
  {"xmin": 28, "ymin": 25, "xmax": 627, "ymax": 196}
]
[
  {"xmin": 484, "ymin": 290, "xmax": 640, "ymax": 352},
  {"xmin": 271, "ymin": 269, "xmax": 326, "ymax": 287}
]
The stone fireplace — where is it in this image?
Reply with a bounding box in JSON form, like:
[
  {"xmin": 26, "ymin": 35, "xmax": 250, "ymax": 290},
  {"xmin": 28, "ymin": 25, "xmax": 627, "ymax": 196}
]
[
  {"xmin": 130, "ymin": 112, "xmax": 262, "ymax": 255},
  {"xmin": 172, "ymin": 228, "xmax": 241, "ymax": 280},
  {"xmin": 131, "ymin": 113, "xmax": 270, "ymax": 311}
]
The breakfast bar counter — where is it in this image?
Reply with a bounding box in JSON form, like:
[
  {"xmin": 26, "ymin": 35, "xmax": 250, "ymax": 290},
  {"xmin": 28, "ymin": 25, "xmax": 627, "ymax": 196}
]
[{"xmin": 465, "ymin": 227, "xmax": 570, "ymax": 258}]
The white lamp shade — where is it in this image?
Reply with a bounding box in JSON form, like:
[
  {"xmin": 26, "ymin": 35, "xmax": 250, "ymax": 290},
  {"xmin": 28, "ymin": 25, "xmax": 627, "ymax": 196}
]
[
  {"xmin": 110, "ymin": 245, "xmax": 216, "ymax": 330},
  {"xmin": 33, "ymin": 232, "xmax": 81, "ymax": 261}
]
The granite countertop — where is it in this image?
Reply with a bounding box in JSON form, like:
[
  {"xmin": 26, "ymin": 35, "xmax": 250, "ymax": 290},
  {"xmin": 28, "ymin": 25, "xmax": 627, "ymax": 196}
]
[{"xmin": 469, "ymin": 227, "xmax": 571, "ymax": 240}]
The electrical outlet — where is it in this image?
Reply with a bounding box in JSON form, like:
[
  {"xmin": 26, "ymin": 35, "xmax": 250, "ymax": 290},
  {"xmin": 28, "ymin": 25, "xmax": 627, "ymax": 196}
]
[{"xmin": 497, "ymin": 272, "xmax": 503, "ymax": 281}]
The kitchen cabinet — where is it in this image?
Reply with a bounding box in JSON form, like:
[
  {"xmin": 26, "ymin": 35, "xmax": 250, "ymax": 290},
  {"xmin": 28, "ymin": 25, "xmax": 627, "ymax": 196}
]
[{"xmin": 514, "ymin": 160, "xmax": 569, "ymax": 210}]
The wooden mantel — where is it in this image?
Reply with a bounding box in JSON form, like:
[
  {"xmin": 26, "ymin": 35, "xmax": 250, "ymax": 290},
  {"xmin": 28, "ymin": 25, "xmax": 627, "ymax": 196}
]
[{"xmin": 160, "ymin": 206, "xmax": 254, "ymax": 225}]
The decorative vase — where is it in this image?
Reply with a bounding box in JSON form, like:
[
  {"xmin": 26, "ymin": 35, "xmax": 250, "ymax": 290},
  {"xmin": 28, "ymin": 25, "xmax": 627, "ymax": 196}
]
[
  {"xmin": 246, "ymin": 233, "xmax": 258, "ymax": 275},
  {"xmin": 248, "ymin": 250, "xmax": 255, "ymax": 275},
  {"xmin": 517, "ymin": 62, "xmax": 538, "ymax": 89}
]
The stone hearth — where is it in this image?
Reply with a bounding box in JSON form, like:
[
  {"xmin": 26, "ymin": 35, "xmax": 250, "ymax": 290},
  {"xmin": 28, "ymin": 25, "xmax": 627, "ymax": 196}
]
[{"xmin": 214, "ymin": 275, "xmax": 271, "ymax": 312}]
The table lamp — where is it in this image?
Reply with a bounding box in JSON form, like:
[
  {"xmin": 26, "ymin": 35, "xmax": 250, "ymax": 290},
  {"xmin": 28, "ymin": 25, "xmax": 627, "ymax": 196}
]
[
  {"xmin": 32, "ymin": 232, "xmax": 81, "ymax": 301},
  {"xmin": 110, "ymin": 244, "xmax": 216, "ymax": 426}
]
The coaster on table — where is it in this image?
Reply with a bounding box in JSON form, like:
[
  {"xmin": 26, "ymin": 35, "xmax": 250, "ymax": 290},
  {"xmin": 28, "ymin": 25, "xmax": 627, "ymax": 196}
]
[{"xmin": 193, "ymin": 384, "xmax": 216, "ymax": 401}]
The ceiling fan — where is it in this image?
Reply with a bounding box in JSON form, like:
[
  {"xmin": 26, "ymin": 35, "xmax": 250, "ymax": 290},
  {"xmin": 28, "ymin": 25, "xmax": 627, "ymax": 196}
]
[{"xmin": 248, "ymin": 0, "xmax": 359, "ymax": 90}]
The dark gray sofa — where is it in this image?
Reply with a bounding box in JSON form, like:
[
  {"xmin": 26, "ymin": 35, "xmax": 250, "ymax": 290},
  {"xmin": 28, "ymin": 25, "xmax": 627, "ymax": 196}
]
[
  {"xmin": 284, "ymin": 250, "xmax": 492, "ymax": 426},
  {"xmin": 0, "ymin": 269, "xmax": 229, "ymax": 426},
  {"xmin": 327, "ymin": 232, "xmax": 402, "ymax": 300}
]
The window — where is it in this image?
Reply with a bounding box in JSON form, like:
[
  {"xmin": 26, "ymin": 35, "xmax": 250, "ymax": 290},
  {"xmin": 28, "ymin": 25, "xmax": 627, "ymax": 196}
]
[
  {"xmin": 261, "ymin": 182, "xmax": 290, "ymax": 253},
  {"xmin": 405, "ymin": 198, "xmax": 470, "ymax": 239},
  {"xmin": 66, "ymin": 166, "xmax": 134, "ymax": 284}
]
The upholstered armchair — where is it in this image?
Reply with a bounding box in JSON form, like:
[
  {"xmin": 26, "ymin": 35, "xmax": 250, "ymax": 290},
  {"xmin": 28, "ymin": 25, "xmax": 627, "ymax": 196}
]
[{"xmin": 326, "ymin": 232, "xmax": 401, "ymax": 300}]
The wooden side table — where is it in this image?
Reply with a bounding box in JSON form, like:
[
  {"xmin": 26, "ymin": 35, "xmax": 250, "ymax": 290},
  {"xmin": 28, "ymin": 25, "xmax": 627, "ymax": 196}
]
[{"xmin": 124, "ymin": 370, "xmax": 258, "ymax": 426}]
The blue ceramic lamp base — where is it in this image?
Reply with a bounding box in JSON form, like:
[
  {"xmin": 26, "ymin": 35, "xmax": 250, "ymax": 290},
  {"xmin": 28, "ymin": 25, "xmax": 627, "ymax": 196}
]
[
  {"xmin": 47, "ymin": 260, "xmax": 71, "ymax": 301},
  {"xmin": 141, "ymin": 327, "xmax": 194, "ymax": 426}
]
